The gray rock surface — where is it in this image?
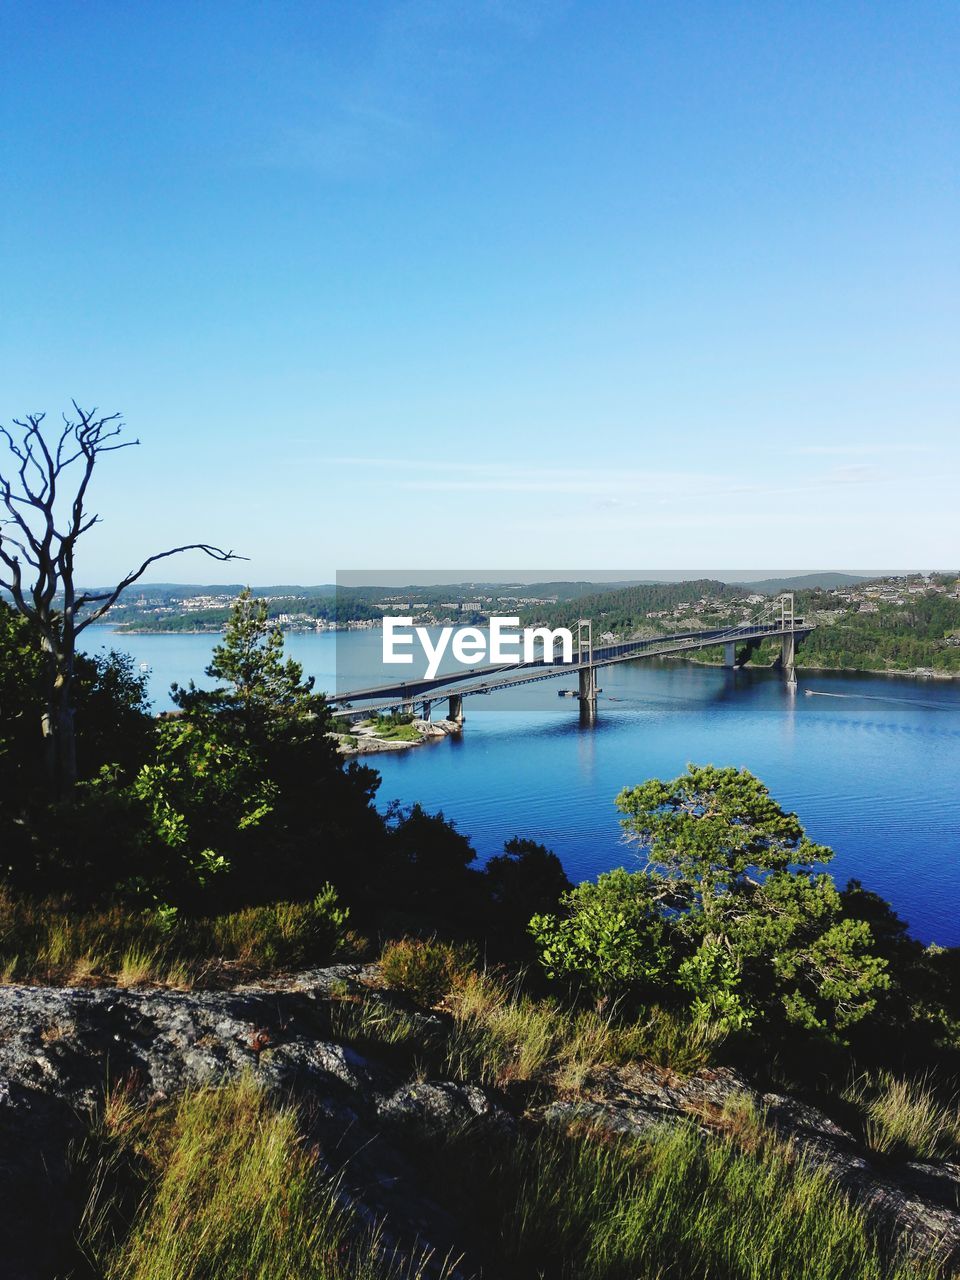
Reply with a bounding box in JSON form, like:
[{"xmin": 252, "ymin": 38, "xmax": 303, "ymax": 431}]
[{"xmin": 0, "ymin": 968, "xmax": 481, "ymax": 1280}]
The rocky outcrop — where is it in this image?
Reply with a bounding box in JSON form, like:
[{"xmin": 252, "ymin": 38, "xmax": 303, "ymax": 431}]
[
  {"xmin": 0, "ymin": 967, "xmax": 488, "ymax": 1280},
  {"xmin": 545, "ymin": 1061, "xmax": 960, "ymax": 1267},
  {"xmin": 2, "ymin": 968, "xmax": 960, "ymax": 1277}
]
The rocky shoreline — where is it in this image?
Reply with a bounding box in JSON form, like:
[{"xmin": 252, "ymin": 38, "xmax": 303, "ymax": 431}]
[{"xmin": 335, "ymin": 718, "xmax": 463, "ymax": 757}]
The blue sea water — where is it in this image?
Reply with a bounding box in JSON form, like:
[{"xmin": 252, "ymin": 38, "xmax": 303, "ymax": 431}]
[{"xmin": 81, "ymin": 627, "xmax": 960, "ymax": 945}]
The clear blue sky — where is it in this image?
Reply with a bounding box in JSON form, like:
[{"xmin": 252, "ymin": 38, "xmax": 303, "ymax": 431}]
[{"xmin": 1, "ymin": 1, "xmax": 957, "ymax": 582}]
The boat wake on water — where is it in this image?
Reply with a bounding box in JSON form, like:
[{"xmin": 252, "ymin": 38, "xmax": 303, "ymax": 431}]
[{"xmin": 805, "ymin": 689, "xmax": 958, "ymax": 712}]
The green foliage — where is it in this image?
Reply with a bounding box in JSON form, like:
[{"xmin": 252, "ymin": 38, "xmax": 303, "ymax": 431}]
[
  {"xmin": 379, "ymin": 936, "xmax": 475, "ymax": 1006},
  {"xmin": 0, "ymin": 601, "xmax": 45, "ymax": 800},
  {"xmin": 796, "ymin": 586, "xmax": 960, "ymax": 673},
  {"xmin": 616, "ymin": 762, "xmax": 831, "ymax": 879},
  {"xmin": 678, "ymin": 939, "xmax": 753, "ymax": 1029},
  {"xmin": 531, "ymin": 767, "xmax": 889, "ymax": 1037},
  {"xmin": 370, "ymin": 713, "xmax": 420, "ymax": 741},
  {"xmin": 529, "ymin": 869, "xmax": 671, "ymax": 1002},
  {"xmin": 381, "ymin": 803, "xmax": 480, "ymax": 917},
  {"xmin": 130, "ymin": 715, "xmax": 279, "ymax": 897},
  {"xmin": 484, "ymin": 837, "xmax": 572, "ymax": 932},
  {"xmin": 0, "ymin": 600, "xmax": 153, "ymax": 804},
  {"xmin": 206, "ymin": 587, "xmax": 320, "ymax": 717},
  {"xmin": 108, "ymin": 588, "xmax": 382, "ymax": 908},
  {"xmin": 205, "ymin": 885, "xmax": 351, "ymax": 969},
  {"xmin": 0, "ymin": 601, "xmax": 159, "ymax": 897},
  {"xmin": 72, "ymin": 647, "xmax": 154, "ymax": 777}
]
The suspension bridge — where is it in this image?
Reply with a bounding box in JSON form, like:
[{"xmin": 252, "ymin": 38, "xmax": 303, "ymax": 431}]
[{"xmin": 328, "ymin": 594, "xmax": 811, "ymax": 725}]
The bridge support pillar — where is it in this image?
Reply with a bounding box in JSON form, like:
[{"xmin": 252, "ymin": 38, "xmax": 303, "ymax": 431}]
[
  {"xmin": 779, "ymin": 593, "xmax": 798, "ymax": 688},
  {"xmin": 447, "ymin": 693, "xmax": 464, "ymax": 725},
  {"xmin": 578, "ymin": 664, "xmax": 597, "ymax": 704},
  {"xmin": 420, "ymin": 699, "xmax": 433, "ymax": 721},
  {"xmin": 781, "ymin": 633, "xmax": 797, "ymax": 687},
  {"xmin": 724, "ymin": 641, "xmax": 737, "ymax": 669}
]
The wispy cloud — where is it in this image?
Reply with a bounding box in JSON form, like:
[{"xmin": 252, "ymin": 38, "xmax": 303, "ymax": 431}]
[
  {"xmin": 258, "ymin": 0, "xmax": 564, "ymax": 176},
  {"xmin": 789, "ymin": 443, "xmax": 932, "ymax": 457},
  {"xmin": 319, "ymin": 455, "xmax": 891, "ymax": 503}
]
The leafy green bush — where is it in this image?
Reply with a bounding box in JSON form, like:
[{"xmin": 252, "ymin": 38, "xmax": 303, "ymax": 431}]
[
  {"xmin": 529, "ymin": 868, "xmax": 671, "ymax": 1003},
  {"xmin": 379, "ymin": 937, "xmax": 474, "ymax": 1006},
  {"xmin": 483, "ymin": 837, "xmax": 572, "ymax": 931}
]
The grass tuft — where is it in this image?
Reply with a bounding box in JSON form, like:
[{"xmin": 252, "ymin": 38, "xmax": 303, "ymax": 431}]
[
  {"xmin": 844, "ymin": 1070, "xmax": 960, "ymax": 1162},
  {"xmin": 380, "ymin": 937, "xmax": 475, "ymax": 1006},
  {"xmin": 0, "ymin": 885, "xmax": 357, "ymax": 989},
  {"xmin": 73, "ymin": 1077, "xmax": 457, "ymax": 1280}
]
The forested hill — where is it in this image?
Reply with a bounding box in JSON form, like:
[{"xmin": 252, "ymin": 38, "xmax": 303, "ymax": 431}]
[
  {"xmin": 792, "ymin": 583, "xmax": 960, "ymax": 674},
  {"xmin": 517, "ymin": 579, "xmax": 740, "ymax": 632},
  {"xmin": 82, "ymin": 575, "xmax": 960, "ymax": 675},
  {"xmin": 516, "ymin": 576, "xmax": 960, "ymax": 676}
]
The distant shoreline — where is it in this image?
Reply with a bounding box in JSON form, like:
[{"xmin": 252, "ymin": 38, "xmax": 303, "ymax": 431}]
[
  {"xmin": 677, "ymin": 655, "xmax": 960, "ymax": 681},
  {"xmin": 91, "ymin": 625, "xmax": 960, "ymax": 683}
]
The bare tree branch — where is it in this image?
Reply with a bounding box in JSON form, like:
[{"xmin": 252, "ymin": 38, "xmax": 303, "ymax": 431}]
[
  {"xmin": 0, "ymin": 404, "xmax": 245, "ymax": 793},
  {"xmin": 74, "ymin": 543, "xmax": 247, "ymax": 630}
]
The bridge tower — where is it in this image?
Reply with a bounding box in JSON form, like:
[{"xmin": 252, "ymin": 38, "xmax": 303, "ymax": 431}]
[
  {"xmin": 577, "ymin": 619, "xmax": 598, "ymax": 706},
  {"xmin": 780, "ymin": 593, "xmax": 798, "ymax": 688}
]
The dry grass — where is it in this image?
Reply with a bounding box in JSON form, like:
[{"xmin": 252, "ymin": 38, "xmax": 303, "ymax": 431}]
[
  {"xmin": 0, "ymin": 886, "xmax": 358, "ymax": 990},
  {"xmin": 379, "ymin": 937, "xmax": 475, "ymax": 1006},
  {"xmin": 439, "ymin": 968, "xmax": 720, "ymax": 1093},
  {"xmin": 73, "ymin": 1076, "xmax": 458, "ymax": 1280},
  {"xmin": 844, "ymin": 1071, "xmax": 960, "ymax": 1162}
]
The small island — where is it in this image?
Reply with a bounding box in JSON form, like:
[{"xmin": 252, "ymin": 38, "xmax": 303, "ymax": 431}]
[{"xmin": 332, "ymin": 710, "xmax": 462, "ymax": 755}]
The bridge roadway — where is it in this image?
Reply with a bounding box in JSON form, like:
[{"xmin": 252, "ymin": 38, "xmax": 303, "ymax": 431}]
[{"xmin": 329, "ymin": 619, "xmax": 811, "ymax": 719}]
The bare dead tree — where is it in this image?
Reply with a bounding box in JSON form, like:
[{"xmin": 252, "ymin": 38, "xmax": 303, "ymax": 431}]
[{"xmin": 0, "ymin": 403, "xmax": 244, "ymax": 795}]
